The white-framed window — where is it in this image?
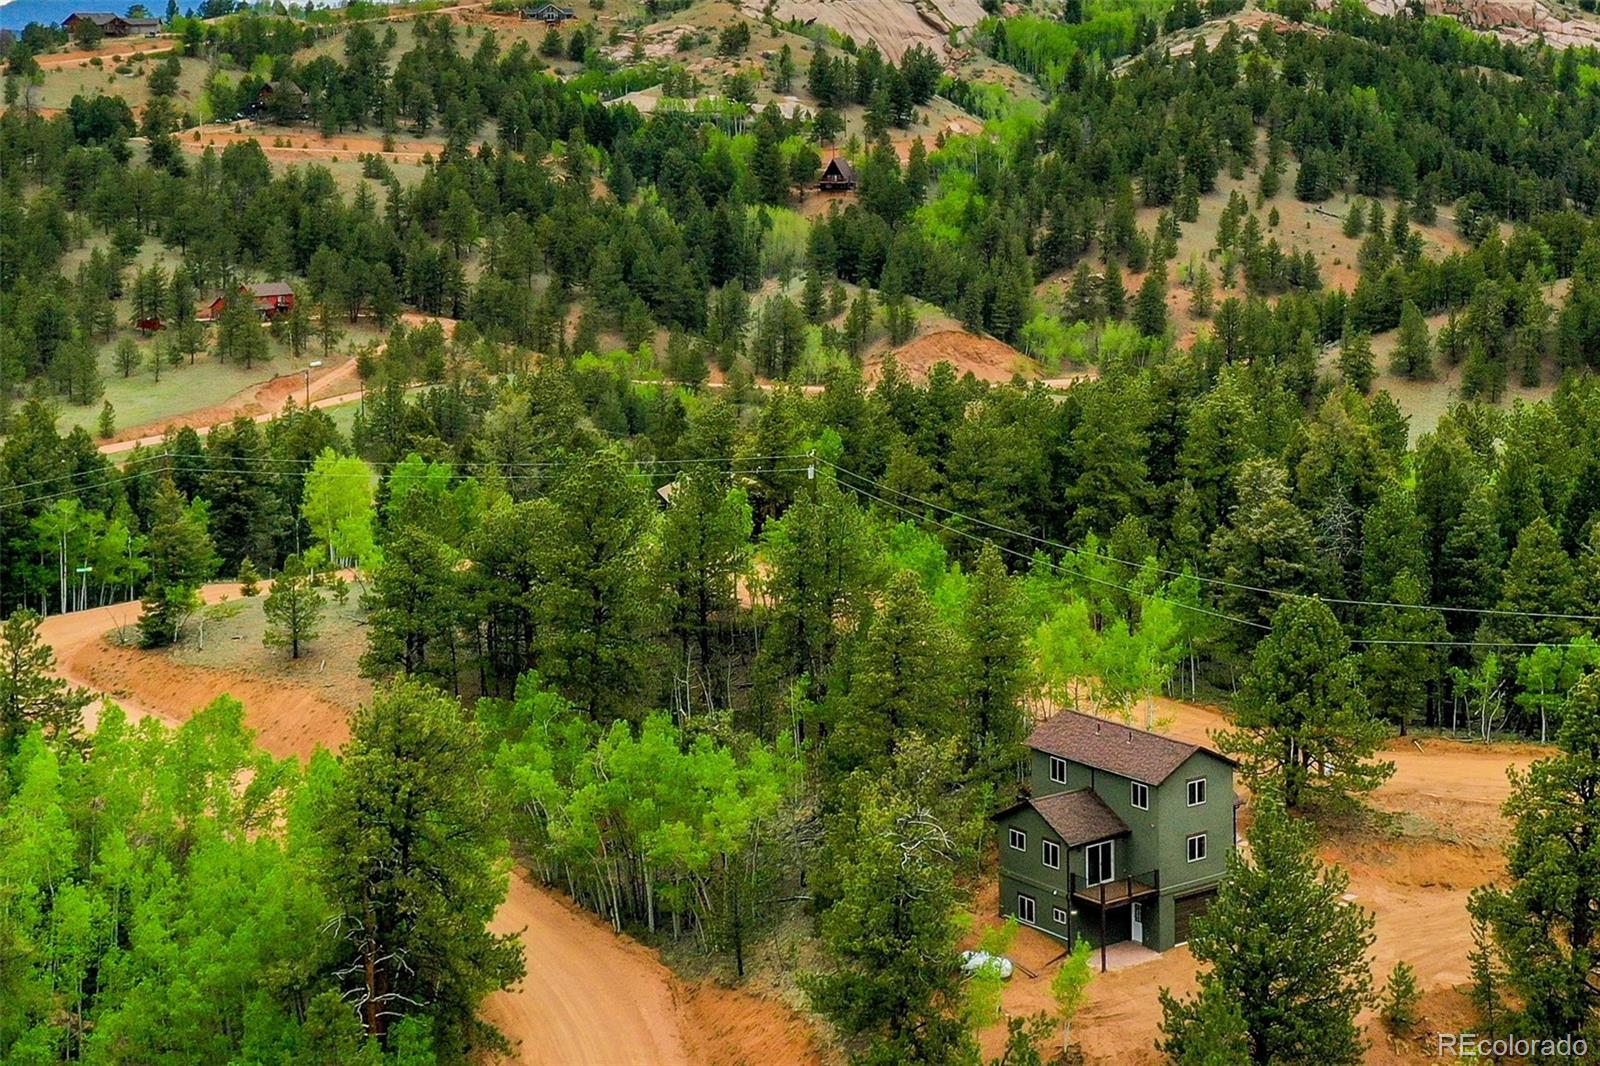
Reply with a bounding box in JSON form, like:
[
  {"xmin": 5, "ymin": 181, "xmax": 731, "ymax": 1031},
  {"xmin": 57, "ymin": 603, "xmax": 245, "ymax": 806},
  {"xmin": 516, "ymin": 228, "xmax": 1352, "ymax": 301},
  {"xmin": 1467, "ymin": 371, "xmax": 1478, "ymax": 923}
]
[
  {"xmin": 1042, "ymin": 839, "xmax": 1060, "ymax": 869},
  {"xmin": 1187, "ymin": 777, "xmax": 1207, "ymax": 807},
  {"xmin": 1016, "ymin": 893, "xmax": 1036, "ymax": 924},
  {"xmin": 1052, "ymin": 906, "xmax": 1068, "ymax": 925},
  {"xmin": 1187, "ymin": 832, "xmax": 1208, "ymax": 863},
  {"xmin": 1008, "ymin": 827, "xmax": 1026, "ymax": 851},
  {"xmin": 1085, "ymin": 840, "xmax": 1114, "ymax": 886},
  {"xmin": 1049, "ymin": 755, "xmax": 1067, "ymax": 784},
  {"xmin": 1131, "ymin": 781, "xmax": 1149, "ymax": 810}
]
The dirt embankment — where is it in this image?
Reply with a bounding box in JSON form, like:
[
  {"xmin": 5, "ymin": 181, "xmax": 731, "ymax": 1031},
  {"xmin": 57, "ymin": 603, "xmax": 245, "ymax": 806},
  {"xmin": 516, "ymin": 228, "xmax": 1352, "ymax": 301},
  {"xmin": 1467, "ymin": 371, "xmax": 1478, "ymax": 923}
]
[
  {"xmin": 36, "ymin": 587, "xmax": 823, "ymax": 1066},
  {"xmin": 873, "ymin": 328, "xmax": 1044, "ymax": 383},
  {"xmin": 973, "ymin": 695, "xmax": 1546, "ymax": 1065}
]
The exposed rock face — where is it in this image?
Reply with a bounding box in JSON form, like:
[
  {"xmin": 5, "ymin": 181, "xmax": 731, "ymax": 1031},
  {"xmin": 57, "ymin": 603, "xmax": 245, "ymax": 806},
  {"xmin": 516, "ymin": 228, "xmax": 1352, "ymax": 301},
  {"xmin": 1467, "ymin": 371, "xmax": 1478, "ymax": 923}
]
[{"xmin": 1338, "ymin": 0, "xmax": 1600, "ymax": 48}]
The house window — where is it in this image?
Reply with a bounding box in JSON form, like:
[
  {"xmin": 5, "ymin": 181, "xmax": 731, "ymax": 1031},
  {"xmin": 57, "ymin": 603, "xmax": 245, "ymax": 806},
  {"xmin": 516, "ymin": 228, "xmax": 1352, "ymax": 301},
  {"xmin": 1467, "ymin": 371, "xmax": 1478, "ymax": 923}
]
[
  {"xmin": 1016, "ymin": 893, "xmax": 1036, "ymax": 924},
  {"xmin": 1008, "ymin": 827, "xmax": 1026, "ymax": 852},
  {"xmin": 1187, "ymin": 832, "xmax": 1208, "ymax": 863},
  {"xmin": 1042, "ymin": 839, "xmax": 1060, "ymax": 869},
  {"xmin": 1085, "ymin": 840, "xmax": 1114, "ymax": 886},
  {"xmin": 1131, "ymin": 781, "xmax": 1149, "ymax": 810},
  {"xmin": 1049, "ymin": 755, "xmax": 1067, "ymax": 784},
  {"xmin": 1052, "ymin": 906, "xmax": 1068, "ymax": 925},
  {"xmin": 1187, "ymin": 777, "xmax": 1207, "ymax": 807}
]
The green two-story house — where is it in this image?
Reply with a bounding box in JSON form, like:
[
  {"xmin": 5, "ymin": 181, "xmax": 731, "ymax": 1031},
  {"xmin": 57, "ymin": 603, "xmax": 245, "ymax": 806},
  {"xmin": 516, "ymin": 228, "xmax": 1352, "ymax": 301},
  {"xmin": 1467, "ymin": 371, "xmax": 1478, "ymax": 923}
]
[{"xmin": 994, "ymin": 710, "xmax": 1238, "ymax": 965}]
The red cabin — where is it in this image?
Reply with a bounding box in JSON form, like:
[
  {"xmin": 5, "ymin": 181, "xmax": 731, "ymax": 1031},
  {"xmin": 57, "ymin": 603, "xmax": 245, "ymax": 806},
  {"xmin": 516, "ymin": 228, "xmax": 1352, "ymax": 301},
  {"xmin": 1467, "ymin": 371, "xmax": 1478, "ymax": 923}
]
[{"xmin": 207, "ymin": 281, "xmax": 296, "ymax": 320}]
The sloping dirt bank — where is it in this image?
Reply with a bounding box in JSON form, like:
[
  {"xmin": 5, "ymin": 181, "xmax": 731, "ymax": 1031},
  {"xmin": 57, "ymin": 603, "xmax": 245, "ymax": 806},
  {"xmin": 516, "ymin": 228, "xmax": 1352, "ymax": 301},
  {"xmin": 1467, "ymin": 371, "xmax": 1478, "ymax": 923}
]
[{"xmin": 37, "ymin": 587, "xmax": 824, "ymax": 1066}]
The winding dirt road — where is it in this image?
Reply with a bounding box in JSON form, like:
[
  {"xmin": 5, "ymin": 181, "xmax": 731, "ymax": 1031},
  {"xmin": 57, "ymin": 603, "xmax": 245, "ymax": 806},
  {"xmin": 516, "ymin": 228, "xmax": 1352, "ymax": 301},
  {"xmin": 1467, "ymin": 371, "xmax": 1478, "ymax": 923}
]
[{"xmin": 36, "ymin": 588, "xmax": 820, "ymax": 1066}]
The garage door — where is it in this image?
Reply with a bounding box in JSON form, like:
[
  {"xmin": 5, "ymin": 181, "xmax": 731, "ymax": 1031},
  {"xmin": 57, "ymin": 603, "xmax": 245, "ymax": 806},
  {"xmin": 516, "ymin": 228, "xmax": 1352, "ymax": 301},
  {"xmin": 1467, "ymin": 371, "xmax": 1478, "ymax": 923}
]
[{"xmin": 1173, "ymin": 888, "xmax": 1217, "ymax": 945}]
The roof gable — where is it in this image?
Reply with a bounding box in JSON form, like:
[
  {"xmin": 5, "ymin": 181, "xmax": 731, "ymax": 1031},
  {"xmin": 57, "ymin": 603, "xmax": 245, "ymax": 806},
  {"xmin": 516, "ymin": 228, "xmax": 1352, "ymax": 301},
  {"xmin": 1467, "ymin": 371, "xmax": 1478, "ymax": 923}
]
[
  {"xmin": 1026, "ymin": 710, "xmax": 1234, "ymax": 785},
  {"xmin": 996, "ymin": 789, "xmax": 1128, "ymax": 847}
]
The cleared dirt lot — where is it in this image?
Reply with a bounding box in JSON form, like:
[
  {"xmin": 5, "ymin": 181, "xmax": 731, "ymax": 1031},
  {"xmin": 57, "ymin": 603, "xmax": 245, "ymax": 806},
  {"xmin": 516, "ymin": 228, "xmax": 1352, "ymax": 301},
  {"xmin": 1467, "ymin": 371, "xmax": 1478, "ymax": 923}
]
[{"xmin": 971, "ymin": 696, "xmax": 1546, "ymax": 1065}]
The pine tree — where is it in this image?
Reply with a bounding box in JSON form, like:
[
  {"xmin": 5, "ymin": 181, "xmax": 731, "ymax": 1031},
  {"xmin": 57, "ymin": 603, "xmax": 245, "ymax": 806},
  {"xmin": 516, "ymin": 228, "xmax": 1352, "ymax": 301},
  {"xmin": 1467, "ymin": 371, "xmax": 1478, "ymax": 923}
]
[
  {"xmin": 1361, "ymin": 571, "xmax": 1446, "ymax": 734},
  {"xmin": 959, "ymin": 544, "xmax": 1029, "ymax": 792},
  {"xmin": 801, "ymin": 268, "xmax": 827, "ymax": 323},
  {"xmin": 831, "ymin": 570, "xmax": 957, "ymax": 772},
  {"xmin": 527, "ymin": 453, "xmax": 657, "ymax": 722},
  {"xmin": 138, "ymin": 477, "xmax": 217, "ymax": 648},
  {"xmin": 1219, "ymin": 596, "xmax": 1394, "ymax": 808},
  {"xmin": 1189, "ymin": 262, "xmax": 1214, "ymax": 319},
  {"xmin": 1134, "ymin": 268, "xmax": 1168, "ymax": 337},
  {"xmin": 237, "ymin": 556, "xmax": 261, "ymax": 597},
  {"xmin": 0, "ymin": 610, "xmax": 90, "ymax": 758},
  {"xmin": 1338, "ymin": 329, "xmax": 1376, "ymax": 393},
  {"xmin": 1101, "ymin": 261, "xmax": 1126, "ymax": 320},
  {"xmin": 1378, "ymin": 962, "xmax": 1422, "ymax": 1035},
  {"xmin": 1391, "ymin": 301, "xmax": 1432, "ymax": 379},
  {"xmin": 96, "ymin": 400, "xmax": 115, "ymax": 439},
  {"xmin": 805, "ymin": 744, "xmax": 978, "ymax": 1066},
  {"xmin": 1468, "ymin": 672, "xmax": 1600, "ymax": 1044},
  {"xmin": 1158, "ymin": 982, "xmax": 1251, "ymax": 1064},
  {"xmin": 1480, "ymin": 516, "xmax": 1578, "ymax": 651},
  {"xmin": 263, "ymin": 557, "xmax": 323, "ymax": 660},
  {"xmin": 360, "ymin": 526, "xmax": 460, "ymax": 685},
  {"xmin": 1436, "ymin": 486, "xmax": 1504, "ymax": 628},
  {"xmin": 843, "ymin": 289, "xmax": 875, "ymax": 359},
  {"xmin": 317, "ymin": 679, "xmax": 524, "ymax": 1049},
  {"xmin": 657, "ymin": 469, "xmax": 753, "ymax": 688},
  {"xmin": 114, "ymin": 338, "xmax": 140, "ymax": 378},
  {"xmin": 1161, "ymin": 799, "xmax": 1375, "ymax": 1064}
]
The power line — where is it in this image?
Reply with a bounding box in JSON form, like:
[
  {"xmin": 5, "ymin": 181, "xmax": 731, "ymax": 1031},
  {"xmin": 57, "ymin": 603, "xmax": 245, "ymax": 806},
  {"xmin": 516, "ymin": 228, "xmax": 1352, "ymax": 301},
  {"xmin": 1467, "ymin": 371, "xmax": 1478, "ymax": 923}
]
[
  {"xmin": 832, "ymin": 473, "xmax": 1269, "ymax": 632},
  {"xmin": 819, "ymin": 459, "xmax": 1600, "ymax": 626}
]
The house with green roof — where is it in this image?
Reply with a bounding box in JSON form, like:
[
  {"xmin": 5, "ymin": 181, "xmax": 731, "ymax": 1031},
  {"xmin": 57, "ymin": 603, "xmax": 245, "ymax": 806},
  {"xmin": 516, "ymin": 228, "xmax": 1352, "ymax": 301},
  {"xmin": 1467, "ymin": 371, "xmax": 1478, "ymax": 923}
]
[{"xmin": 993, "ymin": 710, "xmax": 1239, "ymax": 968}]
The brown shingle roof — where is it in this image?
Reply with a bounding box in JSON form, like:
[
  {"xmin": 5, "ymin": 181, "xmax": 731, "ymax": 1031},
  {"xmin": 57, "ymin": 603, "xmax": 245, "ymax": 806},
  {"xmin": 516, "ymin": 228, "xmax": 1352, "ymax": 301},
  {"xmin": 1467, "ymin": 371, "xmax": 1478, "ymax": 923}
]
[
  {"xmin": 1025, "ymin": 789, "xmax": 1128, "ymax": 847},
  {"xmin": 245, "ymin": 281, "xmax": 295, "ymax": 298},
  {"xmin": 1026, "ymin": 710, "xmax": 1234, "ymax": 784}
]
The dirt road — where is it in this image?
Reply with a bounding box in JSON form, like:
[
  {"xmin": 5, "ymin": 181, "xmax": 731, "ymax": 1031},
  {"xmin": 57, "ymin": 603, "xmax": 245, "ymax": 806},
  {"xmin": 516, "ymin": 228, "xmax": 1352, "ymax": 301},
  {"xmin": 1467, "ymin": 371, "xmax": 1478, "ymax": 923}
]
[
  {"xmin": 33, "ymin": 38, "xmax": 173, "ymax": 69},
  {"xmin": 178, "ymin": 125, "xmax": 450, "ymax": 164},
  {"xmin": 485, "ymin": 877, "xmax": 691, "ymax": 1066},
  {"xmin": 36, "ymin": 586, "xmax": 821, "ymax": 1066}
]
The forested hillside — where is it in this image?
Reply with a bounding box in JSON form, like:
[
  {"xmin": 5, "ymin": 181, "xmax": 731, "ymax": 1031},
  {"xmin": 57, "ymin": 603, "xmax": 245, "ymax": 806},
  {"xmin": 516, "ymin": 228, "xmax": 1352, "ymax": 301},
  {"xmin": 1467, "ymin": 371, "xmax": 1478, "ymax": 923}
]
[{"xmin": 5, "ymin": 0, "xmax": 1600, "ymax": 1061}]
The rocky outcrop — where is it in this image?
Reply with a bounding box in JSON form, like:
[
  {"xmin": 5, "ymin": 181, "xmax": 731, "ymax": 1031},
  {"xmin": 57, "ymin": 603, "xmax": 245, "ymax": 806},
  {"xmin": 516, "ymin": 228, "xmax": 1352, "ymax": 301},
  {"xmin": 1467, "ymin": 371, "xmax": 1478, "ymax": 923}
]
[{"xmin": 1336, "ymin": 0, "xmax": 1600, "ymax": 49}]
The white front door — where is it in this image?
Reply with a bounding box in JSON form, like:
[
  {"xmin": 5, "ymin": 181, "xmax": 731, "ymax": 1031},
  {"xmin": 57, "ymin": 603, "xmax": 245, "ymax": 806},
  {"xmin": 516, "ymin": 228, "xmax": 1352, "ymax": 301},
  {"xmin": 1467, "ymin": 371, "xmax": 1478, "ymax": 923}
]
[{"xmin": 1130, "ymin": 902, "xmax": 1144, "ymax": 944}]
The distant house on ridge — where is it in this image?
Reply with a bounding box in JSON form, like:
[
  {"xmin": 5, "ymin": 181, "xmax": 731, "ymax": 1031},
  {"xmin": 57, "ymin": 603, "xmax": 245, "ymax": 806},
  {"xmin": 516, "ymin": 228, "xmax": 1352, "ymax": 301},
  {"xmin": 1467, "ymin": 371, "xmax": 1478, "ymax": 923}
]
[
  {"xmin": 818, "ymin": 157, "xmax": 856, "ymax": 192},
  {"xmin": 521, "ymin": 3, "xmax": 576, "ymax": 23},
  {"xmin": 62, "ymin": 12, "xmax": 162, "ymax": 36}
]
